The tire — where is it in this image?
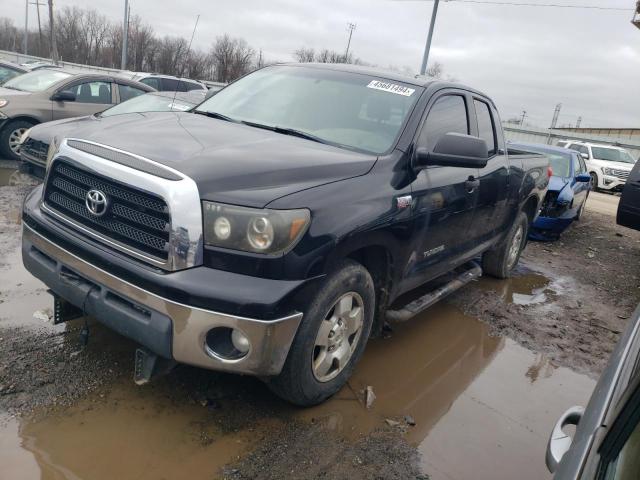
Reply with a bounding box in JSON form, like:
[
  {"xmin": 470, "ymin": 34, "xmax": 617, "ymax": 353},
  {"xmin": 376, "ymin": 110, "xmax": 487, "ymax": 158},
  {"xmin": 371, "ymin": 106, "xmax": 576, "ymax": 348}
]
[
  {"xmin": 482, "ymin": 211, "xmax": 529, "ymax": 279},
  {"xmin": 268, "ymin": 260, "xmax": 375, "ymax": 406},
  {"xmin": 590, "ymin": 172, "xmax": 598, "ymax": 193},
  {"xmin": 0, "ymin": 120, "xmax": 35, "ymax": 161}
]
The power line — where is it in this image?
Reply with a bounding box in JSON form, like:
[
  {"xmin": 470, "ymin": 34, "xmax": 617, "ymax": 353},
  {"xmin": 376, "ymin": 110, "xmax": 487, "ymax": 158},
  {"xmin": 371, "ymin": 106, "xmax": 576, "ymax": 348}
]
[{"xmin": 449, "ymin": 1, "xmax": 631, "ymax": 11}]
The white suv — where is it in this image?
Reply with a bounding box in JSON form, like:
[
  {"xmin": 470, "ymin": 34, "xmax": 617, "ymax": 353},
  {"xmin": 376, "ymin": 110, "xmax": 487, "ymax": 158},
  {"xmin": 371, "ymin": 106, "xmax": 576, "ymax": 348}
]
[{"xmin": 565, "ymin": 141, "xmax": 636, "ymax": 192}]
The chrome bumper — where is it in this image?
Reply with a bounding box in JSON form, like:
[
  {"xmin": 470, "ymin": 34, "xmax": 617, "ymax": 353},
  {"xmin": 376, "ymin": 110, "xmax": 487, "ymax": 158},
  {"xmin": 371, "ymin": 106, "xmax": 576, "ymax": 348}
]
[{"xmin": 22, "ymin": 224, "xmax": 303, "ymax": 376}]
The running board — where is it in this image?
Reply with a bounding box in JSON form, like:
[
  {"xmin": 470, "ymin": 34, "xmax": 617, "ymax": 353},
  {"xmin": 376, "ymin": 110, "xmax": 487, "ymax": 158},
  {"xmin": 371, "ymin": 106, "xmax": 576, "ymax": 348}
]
[{"xmin": 385, "ymin": 262, "xmax": 482, "ymax": 323}]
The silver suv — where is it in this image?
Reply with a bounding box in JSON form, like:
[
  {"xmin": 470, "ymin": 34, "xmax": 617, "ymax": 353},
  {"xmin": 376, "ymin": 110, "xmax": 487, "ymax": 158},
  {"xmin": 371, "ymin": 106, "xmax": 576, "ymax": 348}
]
[{"xmin": 0, "ymin": 69, "xmax": 154, "ymax": 160}]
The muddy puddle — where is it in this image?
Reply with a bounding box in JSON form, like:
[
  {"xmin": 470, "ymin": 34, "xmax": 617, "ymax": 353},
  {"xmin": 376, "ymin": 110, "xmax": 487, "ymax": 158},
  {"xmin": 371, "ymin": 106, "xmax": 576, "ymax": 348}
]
[{"xmin": 0, "ymin": 300, "xmax": 595, "ymax": 479}]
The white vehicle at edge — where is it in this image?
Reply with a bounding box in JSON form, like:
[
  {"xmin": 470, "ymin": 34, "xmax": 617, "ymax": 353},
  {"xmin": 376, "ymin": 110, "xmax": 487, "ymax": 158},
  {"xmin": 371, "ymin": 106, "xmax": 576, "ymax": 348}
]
[{"xmin": 565, "ymin": 141, "xmax": 636, "ymax": 192}]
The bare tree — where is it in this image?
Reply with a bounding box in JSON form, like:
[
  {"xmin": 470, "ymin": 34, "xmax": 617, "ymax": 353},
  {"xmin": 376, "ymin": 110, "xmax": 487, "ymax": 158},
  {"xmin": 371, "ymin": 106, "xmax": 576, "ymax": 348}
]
[
  {"xmin": 293, "ymin": 47, "xmax": 315, "ymax": 63},
  {"xmin": 210, "ymin": 34, "xmax": 255, "ymax": 83}
]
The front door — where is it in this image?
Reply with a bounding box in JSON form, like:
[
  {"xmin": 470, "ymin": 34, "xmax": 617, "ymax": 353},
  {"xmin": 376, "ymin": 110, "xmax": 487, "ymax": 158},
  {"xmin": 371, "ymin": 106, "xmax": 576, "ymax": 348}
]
[
  {"xmin": 52, "ymin": 80, "xmax": 115, "ymax": 120},
  {"xmin": 405, "ymin": 92, "xmax": 480, "ymax": 289}
]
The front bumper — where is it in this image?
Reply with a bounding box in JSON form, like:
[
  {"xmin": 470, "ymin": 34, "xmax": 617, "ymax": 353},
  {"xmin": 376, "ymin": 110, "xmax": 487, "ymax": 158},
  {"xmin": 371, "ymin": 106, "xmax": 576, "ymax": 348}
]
[
  {"xmin": 599, "ymin": 175, "xmax": 626, "ymax": 191},
  {"xmin": 22, "ymin": 223, "xmax": 304, "ymax": 376}
]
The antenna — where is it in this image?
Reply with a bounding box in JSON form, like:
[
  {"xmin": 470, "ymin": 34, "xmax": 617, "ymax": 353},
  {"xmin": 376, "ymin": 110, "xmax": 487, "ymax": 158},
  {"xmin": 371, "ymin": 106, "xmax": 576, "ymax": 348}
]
[{"xmin": 172, "ymin": 14, "xmax": 200, "ymax": 106}]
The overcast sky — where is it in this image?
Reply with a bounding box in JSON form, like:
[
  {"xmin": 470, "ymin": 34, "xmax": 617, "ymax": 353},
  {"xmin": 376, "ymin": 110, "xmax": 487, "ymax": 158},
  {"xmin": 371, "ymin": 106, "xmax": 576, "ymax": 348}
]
[{"xmin": 4, "ymin": 0, "xmax": 640, "ymax": 127}]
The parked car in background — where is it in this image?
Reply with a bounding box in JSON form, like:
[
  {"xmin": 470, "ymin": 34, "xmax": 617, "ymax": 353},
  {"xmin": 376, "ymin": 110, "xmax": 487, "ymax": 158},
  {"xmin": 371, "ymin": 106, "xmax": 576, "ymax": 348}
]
[
  {"xmin": 21, "ymin": 63, "xmax": 549, "ymax": 406},
  {"xmin": 565, "ymin": 141, "xmax": 636, "ymax": 192},
  {"xmin": 0, "ymin": 69, "xmax": 154, "ymax": 160},
  {"xmin": 545, "ymin": 303, "xmax": 640, "ymax": 479},
  {"xmin": 19, "ymin": 90, "xmax": 207, "ymax": 178},
  {"xmin": 125, "ymin": 72, "xmax": 206, "ymax": 92},
  {"xmin": 555, "ymin": 139, "xmax": 571, "ymax": 148},
  {"xmin": 0, "ymin": 60, "xmax": 28, "ymax": 84},
  {"xmin": 617, "ymin": 158, "xmax": 640, "ymax": 232},
  {"xmin": 512, "ymin": 142, "xmax": 591, "ymax": 240}
]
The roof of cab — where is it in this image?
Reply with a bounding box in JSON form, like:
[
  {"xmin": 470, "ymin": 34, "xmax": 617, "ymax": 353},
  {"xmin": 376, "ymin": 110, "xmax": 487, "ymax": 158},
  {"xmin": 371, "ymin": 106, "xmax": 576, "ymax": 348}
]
[{"xmin": 273, "ymin": 62, "xmax": 491, "ymax": 101}]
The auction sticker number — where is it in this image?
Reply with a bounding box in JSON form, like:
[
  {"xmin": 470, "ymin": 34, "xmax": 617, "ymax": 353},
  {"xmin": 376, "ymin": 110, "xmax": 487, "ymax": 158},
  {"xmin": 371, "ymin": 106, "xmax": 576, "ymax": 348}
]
[{"xmin": 366, "ymin": 80, "xmax": 415, "ymax": 96}]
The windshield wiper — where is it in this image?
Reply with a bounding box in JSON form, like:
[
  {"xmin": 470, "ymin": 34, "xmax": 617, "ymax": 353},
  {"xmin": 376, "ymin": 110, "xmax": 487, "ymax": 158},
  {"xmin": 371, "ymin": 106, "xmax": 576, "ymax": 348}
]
[
  {"xmin": 2, "ymin": 85, "xmax": 22, "ymax": 91},
  {"xmin": 241, "ymin": 121, "xmax": 328, "ymax": 145},
  {"xmin": 193, "ymin": 110, "xmax": 238, "ymax": 123}
]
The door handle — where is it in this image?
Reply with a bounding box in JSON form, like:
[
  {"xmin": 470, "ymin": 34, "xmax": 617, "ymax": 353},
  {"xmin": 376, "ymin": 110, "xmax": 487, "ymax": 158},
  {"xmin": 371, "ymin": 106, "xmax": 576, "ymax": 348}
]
[{"xmin": 465, "ymin": 176, "xmax": 480, "ymax": 193}]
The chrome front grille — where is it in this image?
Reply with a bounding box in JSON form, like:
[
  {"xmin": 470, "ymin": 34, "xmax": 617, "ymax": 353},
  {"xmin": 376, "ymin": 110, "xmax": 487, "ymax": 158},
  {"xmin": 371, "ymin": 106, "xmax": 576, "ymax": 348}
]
[
  {"xmin": 21, "ymin": 138, "xmax": 49, "ymax": 164},
  {"xmin": 44, "ymin": 160, "xmax": 171, "ymax": 261},
  {"xmin": 610, "ymin": 169, "xmax": 630, "ymax": 180}
]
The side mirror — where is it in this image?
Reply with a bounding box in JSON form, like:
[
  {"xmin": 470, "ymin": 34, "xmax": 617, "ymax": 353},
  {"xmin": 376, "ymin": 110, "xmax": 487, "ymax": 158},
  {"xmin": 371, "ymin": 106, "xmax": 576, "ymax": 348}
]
[
  {"xmin": 414, "ymin": 133, "xmax": 489, "ymax": 170},
  {"xmin": 575, "ymin": 173, "xmax": 591, "ymax": 183},
  {"xmin": 52, "ymin": 90, "xmax": 76, "ymax": 102},
  {"xmin": 580, "ymin": 152, "xmax": 589, "ymax": 160}
]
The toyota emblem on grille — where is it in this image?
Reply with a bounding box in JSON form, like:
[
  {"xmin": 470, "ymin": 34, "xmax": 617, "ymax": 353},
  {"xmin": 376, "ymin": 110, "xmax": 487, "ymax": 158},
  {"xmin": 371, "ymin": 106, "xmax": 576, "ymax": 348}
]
[{"xmin": 85, "ymin": 189, "xmax": 109, "ymax": 217}]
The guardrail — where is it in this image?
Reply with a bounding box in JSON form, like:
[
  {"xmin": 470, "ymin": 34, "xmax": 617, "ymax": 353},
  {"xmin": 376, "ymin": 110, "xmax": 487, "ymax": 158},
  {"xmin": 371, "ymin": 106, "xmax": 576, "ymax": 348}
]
[{"xmin": 0, "ymin": 49, "xmax": 226, "ymax": 89}]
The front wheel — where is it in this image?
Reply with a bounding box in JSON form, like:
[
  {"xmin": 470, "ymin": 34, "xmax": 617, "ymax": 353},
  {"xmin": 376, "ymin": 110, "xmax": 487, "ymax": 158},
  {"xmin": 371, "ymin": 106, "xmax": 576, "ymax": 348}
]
[
  {"xmin": 590, "ymin": 172, "xmax": 598, "ymax": 192},
  {"xmin": 268, "ymin": 260, "xmax": 375, "ymax": 406},
  {"xmin": 0, "ymin": 120, "xmax": 35, "ymax": 161},
  {"xmin": 482, "ymin": 211, "xmax": 529, "ymax": 279}
]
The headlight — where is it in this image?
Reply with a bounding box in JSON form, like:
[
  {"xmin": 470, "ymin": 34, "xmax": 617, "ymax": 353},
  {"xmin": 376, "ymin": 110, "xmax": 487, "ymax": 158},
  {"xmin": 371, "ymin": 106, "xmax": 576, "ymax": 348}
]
[
  {"xmin": 602, "ymin": 167, "xmax": 613, "ymax": 175},
  {"xmin": 19, "ymin": 127, "xmax": 32, "ymax": 145},
  {"xmin": 0, "ymin": 99, "xmax": 8, "ymax": 108},
  {"xmin": 203, "ymin": 201, "xmax": 310, "ymax": 255}
]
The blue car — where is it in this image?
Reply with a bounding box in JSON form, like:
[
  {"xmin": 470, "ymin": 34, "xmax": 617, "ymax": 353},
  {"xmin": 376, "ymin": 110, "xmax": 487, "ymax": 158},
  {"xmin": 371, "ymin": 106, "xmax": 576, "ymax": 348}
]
[{"xmin": 511, "ymin": 143, "xmax": 592, "ymax": 240}]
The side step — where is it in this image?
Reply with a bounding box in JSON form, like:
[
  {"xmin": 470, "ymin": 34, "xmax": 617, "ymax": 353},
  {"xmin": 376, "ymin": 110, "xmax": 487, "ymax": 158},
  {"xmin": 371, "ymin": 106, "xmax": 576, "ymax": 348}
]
[{"xmin": 385, "ymin": 262, "xmax": 482, "ymax": 323}]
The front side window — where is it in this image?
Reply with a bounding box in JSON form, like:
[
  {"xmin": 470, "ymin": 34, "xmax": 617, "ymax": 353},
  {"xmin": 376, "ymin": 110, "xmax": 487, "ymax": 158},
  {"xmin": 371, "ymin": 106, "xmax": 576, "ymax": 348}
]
[
  {"xmin": 196, "ymin": 66, "xmax": 423, "ymax": 154},
  {"xmin": 592, "ymin": 147, "xmax": 635, "ymax": 164},
  {"xmin": 572, "ymin": 154, "xmax": 583, "ymax": 174},
  {"xmin": 419, "ymin": 95, "xmax": 469, "ymax": 150},
  {"xmin": 68, "ymin": 81, "xmax": 112, "ymax": 104},
  {"xmin": 2, "ymin": 69, "xmax": 71, "ymax": 92},
  {"xmin": 140, "ymin": 77, "xmax": 161, "ymax": 90},
  {"xmin": 474, "ymin": 99, "xmax": 496, "ymax": 155}
]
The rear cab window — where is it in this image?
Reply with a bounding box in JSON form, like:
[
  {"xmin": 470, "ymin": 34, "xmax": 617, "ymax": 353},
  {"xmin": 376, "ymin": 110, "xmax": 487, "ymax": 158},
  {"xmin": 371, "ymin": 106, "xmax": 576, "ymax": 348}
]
[{"xmin": 474, "ymin": 99, "xmax": 496, "ymax": 156}]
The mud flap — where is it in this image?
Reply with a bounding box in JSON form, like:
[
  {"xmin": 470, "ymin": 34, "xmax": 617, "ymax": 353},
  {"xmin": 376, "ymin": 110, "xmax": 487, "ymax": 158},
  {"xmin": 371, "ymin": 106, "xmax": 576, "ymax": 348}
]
[{"xmin": 134, "ymin": 347, "xmax": 177, "ymax": 385}]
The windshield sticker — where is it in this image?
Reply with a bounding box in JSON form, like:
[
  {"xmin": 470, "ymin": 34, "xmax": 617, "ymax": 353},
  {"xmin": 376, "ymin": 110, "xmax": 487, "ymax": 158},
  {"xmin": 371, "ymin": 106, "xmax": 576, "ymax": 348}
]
[
  {"xmin": 367, "ymin": 80, "xmax": 415, "ymax": 96},
  {"xmin": 169, "ymin": 103, "xmax": 191, "ymax": 111}
]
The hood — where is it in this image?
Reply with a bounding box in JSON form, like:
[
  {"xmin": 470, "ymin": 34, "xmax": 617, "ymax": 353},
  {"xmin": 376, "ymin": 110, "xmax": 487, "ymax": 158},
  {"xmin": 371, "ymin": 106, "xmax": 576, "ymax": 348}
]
[
  {"xmin": 591, "ymin": 160, "xmax": 634, "ymax": 171},
  {"xmin": 0, "ymin": 87, "xmax": 32, "ymax": 98},
  {"xmin": 53, "ymin": 111, "xmax": 377, "ymax": 207},
  {"xmin": 29, "ymin": 115, "xmax": 96, "ymax": 144},
  {"xmin": 548, "ymin": 175, "xmax": 574, "ymax": 204}
]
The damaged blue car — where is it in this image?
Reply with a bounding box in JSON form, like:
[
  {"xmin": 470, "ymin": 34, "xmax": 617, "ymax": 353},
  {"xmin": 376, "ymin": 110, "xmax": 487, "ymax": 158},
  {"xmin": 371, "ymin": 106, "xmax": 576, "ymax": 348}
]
[{"xmin": 511, "ymin": 143, "xmax": 591, "ymax": 240}]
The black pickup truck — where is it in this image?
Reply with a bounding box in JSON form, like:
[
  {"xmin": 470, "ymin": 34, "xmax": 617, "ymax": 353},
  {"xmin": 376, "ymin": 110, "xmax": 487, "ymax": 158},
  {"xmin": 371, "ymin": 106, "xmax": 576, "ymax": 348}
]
[{"xmin": 21, "ymin": 64, "xmax": 549, "ymax": 406}]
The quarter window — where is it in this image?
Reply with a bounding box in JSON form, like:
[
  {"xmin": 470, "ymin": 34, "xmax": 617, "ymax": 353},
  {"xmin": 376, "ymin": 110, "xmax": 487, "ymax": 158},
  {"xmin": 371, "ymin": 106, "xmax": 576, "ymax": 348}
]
[
  {"xmin": 474, "ymin": 99, "xmax": 496, "ymax": 155},
  {"xmin": 118, "ymin": 84, "xmax": 146, "ymax": 102},
  {"xmin": 419, "ymin": 95, "xmax": 469, "ymax": 149},
  {"xmin": 69, "ymin": 81, "xmax": 112, "ymax": 104}
]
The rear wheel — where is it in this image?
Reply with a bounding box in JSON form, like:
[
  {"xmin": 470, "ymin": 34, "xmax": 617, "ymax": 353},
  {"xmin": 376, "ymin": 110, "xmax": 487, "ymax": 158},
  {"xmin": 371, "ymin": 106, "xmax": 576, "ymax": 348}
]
[
  {"xmin": 482, "ymin": 212, "xmax": 529, "ymax": 279},
  {"xmin": 268, "ymin": 260, "xmax": 375, "ymax": 406},
  {"xmin": 0, "ymin": 120, "xmax": 35, "ymax": 161}
]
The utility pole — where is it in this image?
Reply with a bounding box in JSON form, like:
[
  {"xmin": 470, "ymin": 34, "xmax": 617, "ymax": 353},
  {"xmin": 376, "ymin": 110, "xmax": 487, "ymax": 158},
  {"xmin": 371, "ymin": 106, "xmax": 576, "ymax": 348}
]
[
  {"xmin": 576, "ymin": 116, "xmax": 582, "ymax": 128},
  {"xmin": 47, "ymin": 0, "xmax": 57, "ymax": 62},
  {"xmin": 30, "ymin": 1, "xmax": 45, "ymax": 56},
  {"xmin": 420, "ymin": 0, "xmax": 440, "ymax": 75},
  {"xmin": 344, "ymin": 22, "xmax": 356, "ymax": 63},
  {"xmin": 24, "ymin": 0, "xmax": 29, "ymax": 55},
  {"xmin": 550, "ymin": 103, "xmax": 562, "ymax": 129},
  {"xmin": 520, "ymin": 110, "xmax": 527, "ymax": 126},
  {"xmin": 121, "ymin": 0, "xmax": 129, "ymax": 70}
]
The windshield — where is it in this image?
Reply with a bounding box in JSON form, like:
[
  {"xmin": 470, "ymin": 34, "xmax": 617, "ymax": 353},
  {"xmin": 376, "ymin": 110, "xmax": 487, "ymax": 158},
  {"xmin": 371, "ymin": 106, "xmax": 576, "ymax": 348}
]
[
  {"xmin": 195, "ymin": 65, "xmax": 422, "ymax": 154},
  {"xmin": 2, "ymin": 69, "xmax": 71, "ymax": 92},
  {"xmin": 591, "ymin": 146, "xmax": 635, "ymax": 164},
  {"xmin": 100, "ymin": 93, "xmax": 195, "ymax": 117}
]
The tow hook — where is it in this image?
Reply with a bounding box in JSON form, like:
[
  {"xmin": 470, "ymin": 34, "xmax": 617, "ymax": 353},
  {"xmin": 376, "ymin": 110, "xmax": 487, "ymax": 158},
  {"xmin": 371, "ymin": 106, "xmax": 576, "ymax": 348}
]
[{"xmin": 134, "ymin": 347, "xmax": 177, "ymax": 385}]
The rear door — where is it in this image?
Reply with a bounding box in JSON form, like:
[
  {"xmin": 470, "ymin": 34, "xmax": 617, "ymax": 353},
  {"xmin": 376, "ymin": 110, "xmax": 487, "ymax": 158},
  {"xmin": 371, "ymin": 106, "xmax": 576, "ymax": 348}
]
[
  {"xmin": 617, "ymin": 160, "xmax": 640, "ymax": 231},
  {"xmin": 472, "ymin": 97, "xmax": 510, "ymax": 243},
  {"xmin": 406, "ymin": 90, "xmax": 480, "ymax": 288}
]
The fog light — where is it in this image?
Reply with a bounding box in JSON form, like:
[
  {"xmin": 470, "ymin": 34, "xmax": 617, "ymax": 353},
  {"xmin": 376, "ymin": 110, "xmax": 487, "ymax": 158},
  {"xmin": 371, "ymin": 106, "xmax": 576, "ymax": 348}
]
[
  {"xmin": 231, "ymin": 329, "xmax": 250, "ymax": 353},
  {"xmin": 204, "ymin": 327, "xmax": 250, "ymax": 360}
]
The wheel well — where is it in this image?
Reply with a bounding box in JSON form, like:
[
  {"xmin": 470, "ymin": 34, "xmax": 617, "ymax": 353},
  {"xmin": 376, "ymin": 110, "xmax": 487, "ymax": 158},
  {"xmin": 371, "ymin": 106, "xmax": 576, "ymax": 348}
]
[
  {"xmin": 346, "ymin": 245, "xmax": 392, "ymax": 338},
  {"xmin": 522, "ymin": 196, "xmax": 539, "ymax": 224},
  {"xmin": 1, "ymin": 116, "xmax": 39, "ymax": 131}
]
